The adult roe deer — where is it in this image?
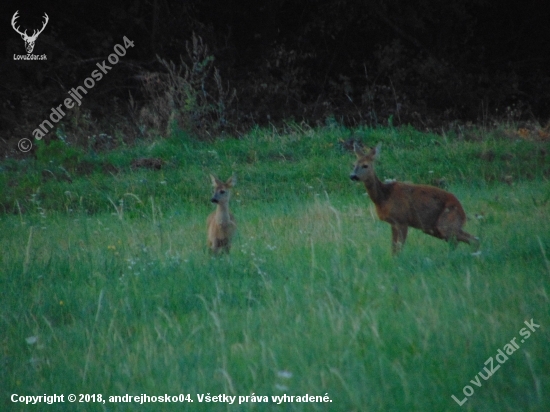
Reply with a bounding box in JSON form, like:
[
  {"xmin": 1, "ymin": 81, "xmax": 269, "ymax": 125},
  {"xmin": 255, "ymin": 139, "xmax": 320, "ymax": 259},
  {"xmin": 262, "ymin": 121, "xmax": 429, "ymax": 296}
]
[
  {"xmin": 207, "ymin": 174, "xmax": 237, "ymax": 254},
  {"xmin": 350, "ymin": 143, "xmax": 479, "ymax": 254}
]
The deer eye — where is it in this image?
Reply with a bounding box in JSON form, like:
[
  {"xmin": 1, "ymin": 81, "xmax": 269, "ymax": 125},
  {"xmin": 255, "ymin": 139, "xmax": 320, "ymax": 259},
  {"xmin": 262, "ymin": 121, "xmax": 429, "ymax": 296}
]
[
  {"xmin": 362, "ymin": 164, "xmax": 369, "ymax": 169},
  {"xmin": 219, "ymin": 190, "xmax": 226, "ymax": 194}
]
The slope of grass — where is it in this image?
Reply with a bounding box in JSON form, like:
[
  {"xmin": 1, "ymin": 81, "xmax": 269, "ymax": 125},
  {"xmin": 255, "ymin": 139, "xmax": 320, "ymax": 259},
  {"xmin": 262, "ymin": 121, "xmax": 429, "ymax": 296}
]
[
  {"xmin": 1, "ymin": 124, "xmax": 548, "ymax": 215},
  {"xmin": 1, "ymin": 125, "xmax": 549, "ymax": 411}
]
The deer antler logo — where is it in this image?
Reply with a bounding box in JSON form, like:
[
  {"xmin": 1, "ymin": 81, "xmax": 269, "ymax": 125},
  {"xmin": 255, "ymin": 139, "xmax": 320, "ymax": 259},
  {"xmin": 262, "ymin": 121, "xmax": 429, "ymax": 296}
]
[{"xmin": 11, "ymin": 11, "xmax": 49, "ymax": 54}]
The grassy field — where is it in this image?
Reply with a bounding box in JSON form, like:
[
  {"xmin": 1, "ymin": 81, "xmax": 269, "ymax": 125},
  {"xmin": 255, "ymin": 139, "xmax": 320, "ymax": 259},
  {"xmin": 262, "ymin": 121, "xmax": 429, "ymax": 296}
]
[{"xmin": 1, "ymin": 125, "xmax": 549, "ymax": 411}]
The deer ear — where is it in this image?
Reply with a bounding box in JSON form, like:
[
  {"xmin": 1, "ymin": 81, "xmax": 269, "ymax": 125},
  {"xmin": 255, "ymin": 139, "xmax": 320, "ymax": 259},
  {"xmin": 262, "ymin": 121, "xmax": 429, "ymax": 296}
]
[
  {"xmin": 210, "ymin": 174, "xmax": 219, "ymax": 187},
  {"xmin": 353, "ymin": 142, "xmax": 365, "ymax": 158},
  {"xmin": 226, "ymin": 174, "xmax": 236, "ymax": 187}
]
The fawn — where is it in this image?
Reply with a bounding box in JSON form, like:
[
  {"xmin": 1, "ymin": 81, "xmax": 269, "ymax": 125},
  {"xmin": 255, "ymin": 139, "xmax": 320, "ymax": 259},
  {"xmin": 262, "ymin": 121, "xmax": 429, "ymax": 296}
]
[
  {"xmin": 350, "ymin": 143, "xmax": 479, "ymax": 254},
  {"xmin": 207, "ymin": 174, "xmax": 237, "ymax": 254}
]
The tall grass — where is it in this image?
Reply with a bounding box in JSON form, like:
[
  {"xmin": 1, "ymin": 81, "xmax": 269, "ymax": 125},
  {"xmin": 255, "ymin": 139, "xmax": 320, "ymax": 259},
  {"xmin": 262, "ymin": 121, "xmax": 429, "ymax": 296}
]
[{"xmin": 1, "ymin": 126, "xmax": 549, "ymax": 411}]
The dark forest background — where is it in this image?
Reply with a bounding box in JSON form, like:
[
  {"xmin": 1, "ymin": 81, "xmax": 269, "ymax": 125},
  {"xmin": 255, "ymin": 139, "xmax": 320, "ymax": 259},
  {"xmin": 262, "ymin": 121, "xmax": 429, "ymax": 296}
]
[{"xmin": 1, "ymin": 0, "xmax": 549, "ymax": 155}]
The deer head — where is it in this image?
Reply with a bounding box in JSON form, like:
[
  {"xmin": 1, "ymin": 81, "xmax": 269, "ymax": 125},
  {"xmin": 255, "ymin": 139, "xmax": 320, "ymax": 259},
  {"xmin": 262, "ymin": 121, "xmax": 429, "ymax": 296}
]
[
  {"xmin": 11, "ymin": 11, "xmax": 49, "ymax": 54},
  {"xmin": 350, "ymin": 142, "xmax": 381, "ymax": 182},
  {"xmin": 210, "ymin": 174, "xmax": 236, "ymax": 205}
]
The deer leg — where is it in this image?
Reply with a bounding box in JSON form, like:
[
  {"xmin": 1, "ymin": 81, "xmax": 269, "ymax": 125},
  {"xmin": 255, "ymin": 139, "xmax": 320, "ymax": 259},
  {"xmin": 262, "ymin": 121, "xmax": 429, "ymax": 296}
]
[
  {"xmin": 457, "ymin": 230, "xmax": 480, "ymax": 249},
  {"xmin": 391, "ymin": 224, "xmax": 408, "ymax": 255},
  {"xmin": 436, "ymin": 207, "xmax": 479, "ymax": 250}
]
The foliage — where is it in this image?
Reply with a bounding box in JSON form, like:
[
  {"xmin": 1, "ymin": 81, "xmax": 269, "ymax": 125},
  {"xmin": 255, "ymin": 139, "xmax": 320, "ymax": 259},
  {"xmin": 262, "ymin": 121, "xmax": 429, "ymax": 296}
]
[
  {"xmin": 2, "ymin": 0, "xmax": 549, "ymax": 158},
  {"xmin": 139, "ymin": 33, "xmax": 237, "ymax": 139},
  {"xmin": 35, "ymin": 139, "xmax": 84, "ymax": 170}
]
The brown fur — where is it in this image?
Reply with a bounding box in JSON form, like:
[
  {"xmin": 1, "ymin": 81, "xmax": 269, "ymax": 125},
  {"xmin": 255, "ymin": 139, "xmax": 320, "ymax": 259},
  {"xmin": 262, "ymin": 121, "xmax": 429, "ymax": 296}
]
[
  {"xmin": 207, "ymin": 174, "xmax": 237, "ymax": 254},
  {"xmin": 350, "ymin": 144, "xmax": 479, "ymax": 254}
]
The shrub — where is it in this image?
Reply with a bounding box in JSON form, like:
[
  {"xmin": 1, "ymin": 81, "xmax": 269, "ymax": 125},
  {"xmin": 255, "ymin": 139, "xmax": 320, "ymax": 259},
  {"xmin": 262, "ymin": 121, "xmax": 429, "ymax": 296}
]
[{"xmin": 139, "ymin": 33, "xmax": 237, "ymax": 139}]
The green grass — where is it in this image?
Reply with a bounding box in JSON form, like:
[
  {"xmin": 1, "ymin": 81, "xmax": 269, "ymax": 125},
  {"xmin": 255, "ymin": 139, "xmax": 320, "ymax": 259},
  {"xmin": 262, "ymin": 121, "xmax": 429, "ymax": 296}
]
[{"xmin": 1, "ymin": 125, "xmax": 549, "ymax": 411}]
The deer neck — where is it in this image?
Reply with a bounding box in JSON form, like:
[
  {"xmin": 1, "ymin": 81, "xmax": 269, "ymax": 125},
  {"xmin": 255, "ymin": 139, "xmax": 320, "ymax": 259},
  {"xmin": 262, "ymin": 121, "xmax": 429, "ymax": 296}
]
[
  {"xmin": 363, "ymin": 172, "xmax": 385, "ymax": 205},
  {"xmin": 215, "ymin": 201, "xmax": 231, "ymax": 224}
]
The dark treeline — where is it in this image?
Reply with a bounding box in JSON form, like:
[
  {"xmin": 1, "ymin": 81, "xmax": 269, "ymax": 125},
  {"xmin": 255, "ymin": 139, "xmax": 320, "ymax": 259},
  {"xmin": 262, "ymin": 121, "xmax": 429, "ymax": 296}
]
[{"xmin": 1, "ymin": 0, "xmax": 549, "ymax": 151}]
